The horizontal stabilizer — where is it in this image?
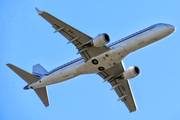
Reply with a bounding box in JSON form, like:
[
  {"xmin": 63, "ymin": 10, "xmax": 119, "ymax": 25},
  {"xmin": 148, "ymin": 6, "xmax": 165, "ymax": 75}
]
[
  {"xmin": 6, "ymin": 64, "xmax": 40, "ymax": 84},
  {"xmin": 34, "ymin": 87, "xmax": 49, "ymax": 107}
]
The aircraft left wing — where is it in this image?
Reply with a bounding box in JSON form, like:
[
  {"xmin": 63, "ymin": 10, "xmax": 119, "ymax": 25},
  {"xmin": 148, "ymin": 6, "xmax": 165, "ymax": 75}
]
[
  {"xmin": 98, "ymin": 61, "xmax": 137, "ymax": 112},
  {"xmin": 35, "ymin": 8, "xmax": 109, "ymax": 61}
]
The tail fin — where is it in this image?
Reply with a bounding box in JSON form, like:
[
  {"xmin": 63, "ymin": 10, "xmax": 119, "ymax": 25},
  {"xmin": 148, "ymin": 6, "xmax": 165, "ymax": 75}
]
[
  {"xmin": 33, "ymin": 64, "xmax": 48, "ymax": 77},
  {"xmin": 6, "ymin": 63, "xmax": 49, "ymax": 107}
]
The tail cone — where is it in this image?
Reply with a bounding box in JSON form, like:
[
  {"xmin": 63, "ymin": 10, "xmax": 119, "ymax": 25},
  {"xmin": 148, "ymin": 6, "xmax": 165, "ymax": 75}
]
[{"xmin": 23, "ymin": 85, "xmax": 29, "ymax": 90}]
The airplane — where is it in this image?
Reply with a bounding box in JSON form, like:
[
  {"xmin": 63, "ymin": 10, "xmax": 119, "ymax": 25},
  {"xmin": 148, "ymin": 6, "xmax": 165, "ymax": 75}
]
[{"xmin": 6, "ymin": 7, "xmax": 176, "ymax": 112}]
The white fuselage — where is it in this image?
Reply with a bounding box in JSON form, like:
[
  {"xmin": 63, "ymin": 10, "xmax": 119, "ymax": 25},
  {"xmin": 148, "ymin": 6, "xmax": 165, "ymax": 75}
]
[{"xmin": 29, "ymin": 23, "xmax": 175, "ymax": 89}]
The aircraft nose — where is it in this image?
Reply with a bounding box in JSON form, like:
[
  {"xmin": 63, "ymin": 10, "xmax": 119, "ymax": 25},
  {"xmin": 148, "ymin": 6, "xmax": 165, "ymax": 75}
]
[{"xmin": 166, "ymin": 24, "xmax": 176, "ymax": 33}]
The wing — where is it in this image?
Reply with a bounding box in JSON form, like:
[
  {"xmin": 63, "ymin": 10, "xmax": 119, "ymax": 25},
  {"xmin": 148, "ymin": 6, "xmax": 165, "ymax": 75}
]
[
  {"xmin": 35, "ymin": 8, "xmax": 109, "ymax": 61},
  {"xmin": 98, "ymin": 61, "xmax": 137, "ymax": 112}
]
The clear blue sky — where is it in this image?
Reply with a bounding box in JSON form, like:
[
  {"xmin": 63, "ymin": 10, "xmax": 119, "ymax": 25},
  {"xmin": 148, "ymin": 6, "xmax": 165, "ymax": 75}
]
[{"xmin": 1, "ymin": 0, "xmax": 180, "ymax": 119}]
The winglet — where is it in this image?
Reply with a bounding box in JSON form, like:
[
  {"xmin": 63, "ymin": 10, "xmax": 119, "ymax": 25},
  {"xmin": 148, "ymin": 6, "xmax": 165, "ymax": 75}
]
[{"xmin": 35, "ymin": 7, "xmax": 43, "ymax": 15}]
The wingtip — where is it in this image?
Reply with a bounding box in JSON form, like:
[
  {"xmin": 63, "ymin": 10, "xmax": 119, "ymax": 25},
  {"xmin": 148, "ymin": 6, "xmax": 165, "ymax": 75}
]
[
  {"xmin": 45, "ymin": 104, "xmax": 49, "ymax": 107},
  {"xmin": 6, "ymin": 63, "xmax": 12, "ymax": 67},
  {"xmin": 35, "ymin": 7, "xmax": 43, "ymax": 14}
]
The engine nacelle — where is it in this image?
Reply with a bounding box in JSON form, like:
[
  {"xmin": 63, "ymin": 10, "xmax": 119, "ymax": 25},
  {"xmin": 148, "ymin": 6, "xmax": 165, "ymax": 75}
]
[
  {"xmin": 91, "ymin": 33, "xmax": 110, "ymax": 47},
  {"xmin": 122, "ymin": 66, "xmax": 140, "ymax": 79}
]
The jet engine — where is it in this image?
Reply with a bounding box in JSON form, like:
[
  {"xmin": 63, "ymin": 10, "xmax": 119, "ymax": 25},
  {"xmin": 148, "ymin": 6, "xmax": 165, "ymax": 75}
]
[
  {"xmin": 121, "ymin": 66, "xmax": 140, "ymax": 79},
  {"xmin": 91, "ymin": 33, "xmax": 110, "ymax": 47}
]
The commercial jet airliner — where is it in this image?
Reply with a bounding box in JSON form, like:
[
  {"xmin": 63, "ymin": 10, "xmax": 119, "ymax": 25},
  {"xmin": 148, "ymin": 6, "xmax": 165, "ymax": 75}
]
[{"xmin": 7, "ymin": 8, "xmax": 176, "ymax": 112}]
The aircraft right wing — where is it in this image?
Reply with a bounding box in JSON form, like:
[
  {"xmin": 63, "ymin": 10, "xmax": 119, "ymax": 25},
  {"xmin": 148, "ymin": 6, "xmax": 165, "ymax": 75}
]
[
  {"xmin": 98, "ymin": 61, "xmax": 137, "ymax": 112},
  {"xmin": 35, "ymin": 8, "xmax": 110, "ymax": 61}
]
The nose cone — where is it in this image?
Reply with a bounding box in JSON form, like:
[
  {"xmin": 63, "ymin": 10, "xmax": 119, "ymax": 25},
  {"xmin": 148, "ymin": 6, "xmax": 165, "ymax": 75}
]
[{"xmin": 166, "ymin": 24, "xmax": 176, "ymax": 33}]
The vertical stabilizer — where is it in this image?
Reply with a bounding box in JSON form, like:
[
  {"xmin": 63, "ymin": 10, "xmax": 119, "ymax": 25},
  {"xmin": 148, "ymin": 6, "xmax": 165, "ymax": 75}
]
[{"xmin": 33, "ymin": 64, "xmax": 48, "ymax": 77}]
